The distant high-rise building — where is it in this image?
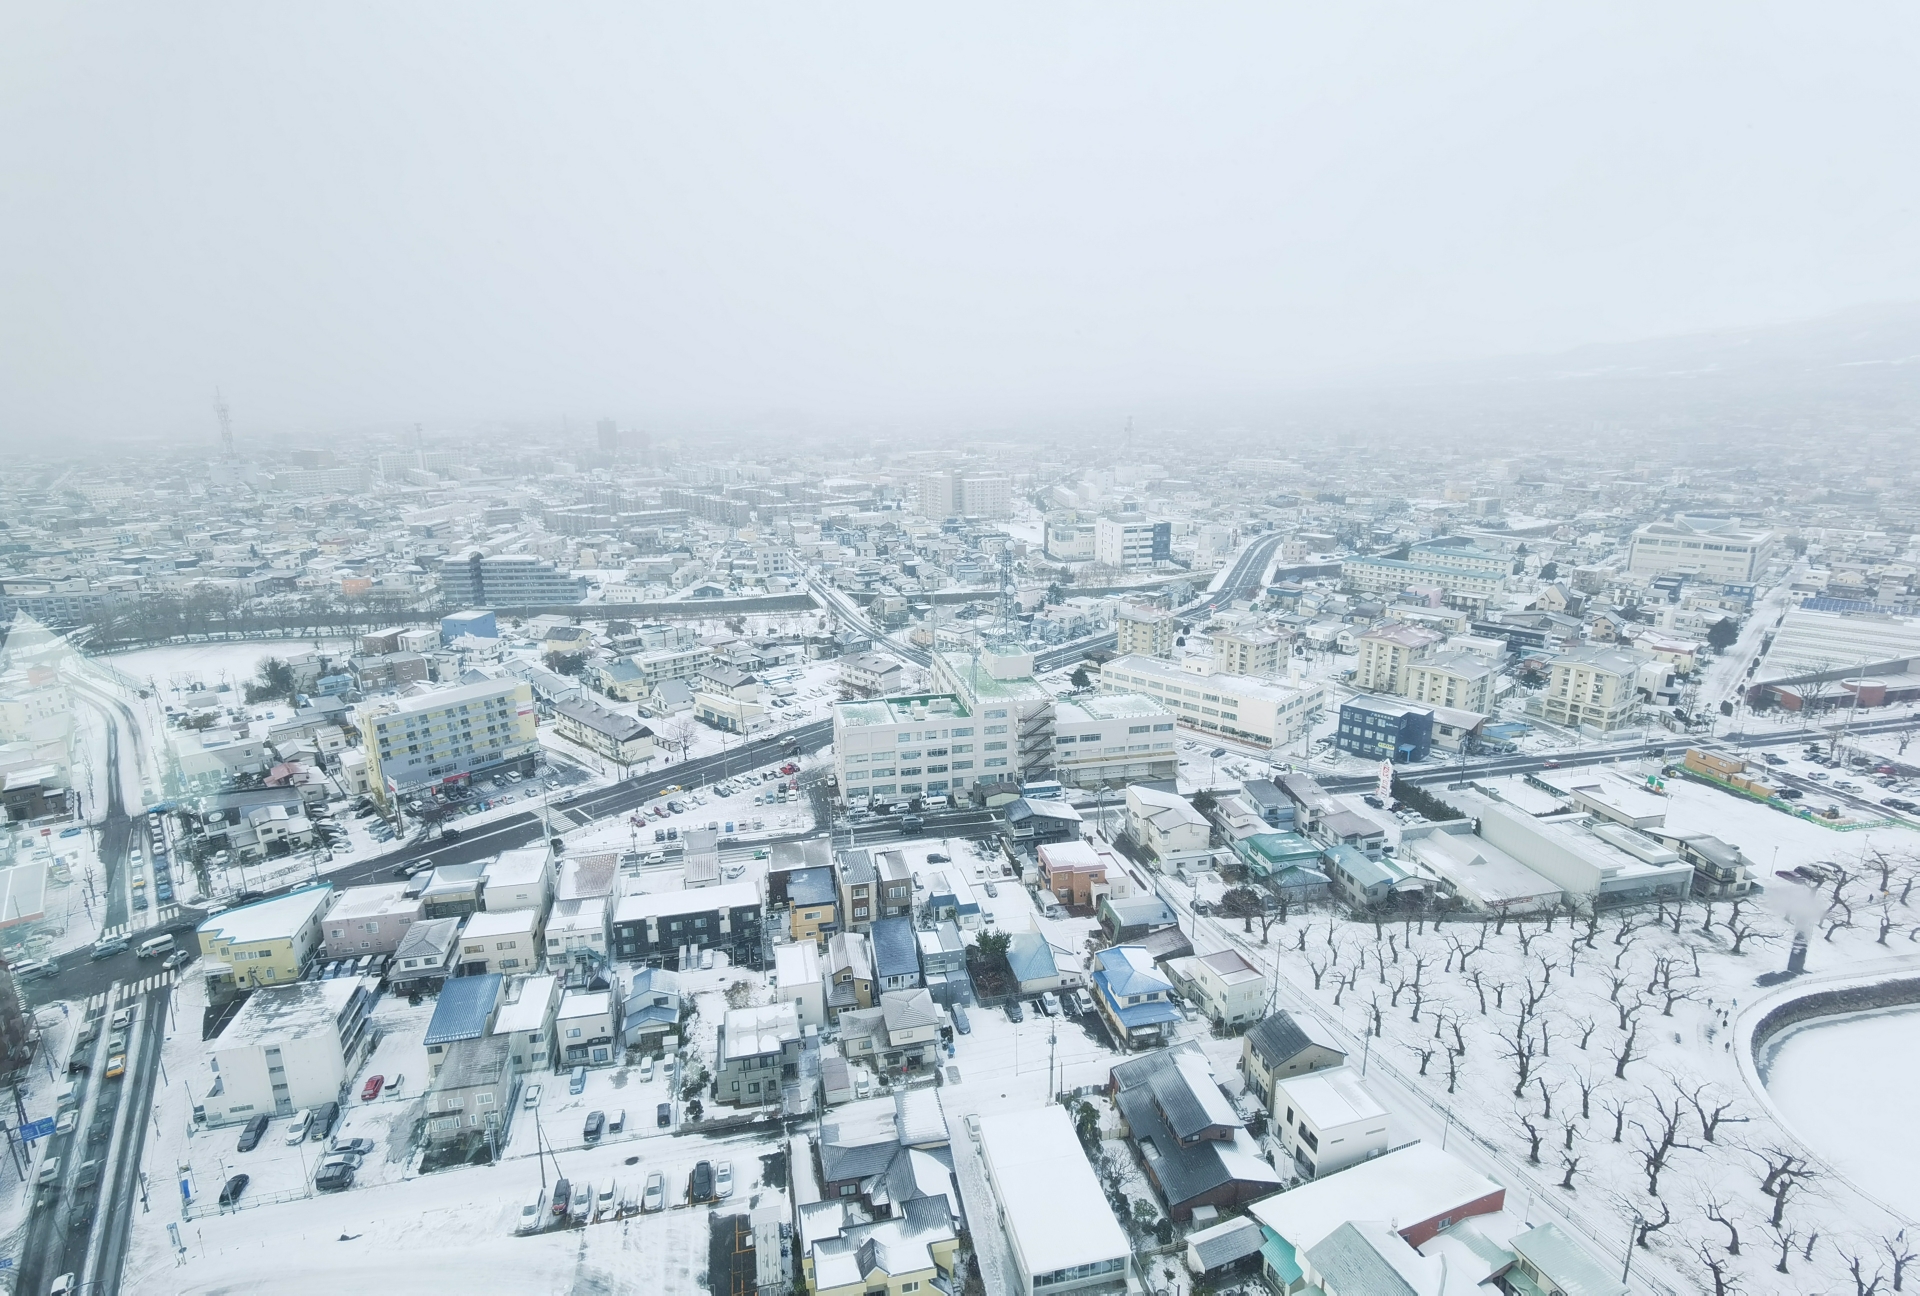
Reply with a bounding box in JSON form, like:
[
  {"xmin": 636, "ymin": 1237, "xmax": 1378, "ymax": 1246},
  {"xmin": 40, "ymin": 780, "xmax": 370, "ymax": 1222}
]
[{"xmin": 597, "ymin": 419, "xmax": 619, "ymax": 455}]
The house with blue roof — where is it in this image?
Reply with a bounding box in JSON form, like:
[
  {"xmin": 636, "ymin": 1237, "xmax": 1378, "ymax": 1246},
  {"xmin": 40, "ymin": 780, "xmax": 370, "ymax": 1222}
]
[
  {"xmin": 622, "ymin": 966, "xmax": 685, "ymax": 1051},
  {"xmin": 425, "ymin": 972, "xmax": 504, "ymax": 1080},
  {"xmin": 1004, "ymin": 931, "xmax": 1069, "ymax": 995},
  {"xmin": 870, "ymin": 916, "xmax": 922, "ymax": 991},
  {"xmin": 1090, "ymin": 946, "xmax": 1182, "ymax": 1050}
]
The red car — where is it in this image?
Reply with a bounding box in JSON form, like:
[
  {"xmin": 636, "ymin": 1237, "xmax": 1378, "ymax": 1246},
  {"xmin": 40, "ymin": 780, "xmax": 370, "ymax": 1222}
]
[
  {"xmin": 361, "ymin": 1074, "xmax": 385, "ymax": 1102},
  {"xmin": 779, "ymin": 762, "xmax": 798, "ymax": 775}
]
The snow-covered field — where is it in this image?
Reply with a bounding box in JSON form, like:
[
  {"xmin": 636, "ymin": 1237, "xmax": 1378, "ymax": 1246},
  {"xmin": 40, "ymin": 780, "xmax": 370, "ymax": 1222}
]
[{"xmin": 1761, "ymin": 1005, "xmax": 1920, "ymax": 1222}]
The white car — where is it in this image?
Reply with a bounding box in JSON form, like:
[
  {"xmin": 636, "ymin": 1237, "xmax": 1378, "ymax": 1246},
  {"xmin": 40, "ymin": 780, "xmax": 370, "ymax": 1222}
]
[
  {"xmin": 637, "ymin": 1057, "xmax": 654, "ymax": 1082},
  {"xmin": 54, "ymin": 1110, "xmax": 77, "ymax": 1135},
  {"xmin": 643, "ymin": 1171, "xmax": 666, "ymax": 1213},
  {"xmin": 715, "ymin": 1161, "xmax": 733, "ymax": 1199},
  {"xmin": 523, "ymin": 1083, "xmax": 543, "ymax": 1109}
]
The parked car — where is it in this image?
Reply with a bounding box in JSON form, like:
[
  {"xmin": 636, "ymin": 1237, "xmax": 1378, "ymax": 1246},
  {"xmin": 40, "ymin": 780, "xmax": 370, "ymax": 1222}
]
[
  {"xmin": 570, "ymin": 1180, "xmax": 592, "ymax": 1223},
  {"xmin": 1005, "ymin": 1000, "xmax": 1024, "ymax": 1023},
  {"xmin": 314, "ymin": 1159, "xmax": 357, "ymax": 1190},
  {"xmin": 236, "ymin": 1113, "xmax": 270, "ymax": 1152},
  {"xmin": 689, "ymin": 1160, "xmax": 715, "ymax": 1203},
  {"xmin": 569, "ymin": 1065, "xmax": 587, "ymax": 1094},
  {"xmin": 643, "ymin": 1171, "xmax": 666, "ymax": 1213},
  {"xmin": 951, "ymin": 1005, "xmax": 971, "ymax": 1035},
  {"xmin": 595, "ymin": 1181, "xmax": 617, "ymax": 1221},
  {"xmin": 583, "ymin": 1110, "xmax": 606, "ymax": 1142},
  {"xmin": 218, "ymin": 1174, "xmax": 250, "ymax": 1207},
  {"xmin": 1040, "ymin": 992, "xmax": 1061, "ymax": 1017},
  {"xmin": 551, "ymin": 1177, "xmax": 573, "ymax": 1216},
  {"xmin": 310, "ymin": 1101, "xmax": 341, "ymax": 1141},
  {"xmin": 656, "ymin": 1102, "xmax": 672, "ymax": 1128},
  {"xmin": 523, "ymin": 1083, "xmax": 543, "ymax": 1108},
  {"xmin": 330, "ymin": 1137, "xmax": 376, "ymax": 1157},
  {"xmin": 285, "ymin": 1109, "xmax": 313, "ymax": 1144},
  {"xmin": 637, "ymin": 1056, "xmax": 654, "ymax": 1082},
  {"xmin": 362, "ymin": 1075, "xmax": 385, "ymax": 1102},
  {"xmin": 715, "ymin": 1161, "xmax": 733, "ymax": 1199}
]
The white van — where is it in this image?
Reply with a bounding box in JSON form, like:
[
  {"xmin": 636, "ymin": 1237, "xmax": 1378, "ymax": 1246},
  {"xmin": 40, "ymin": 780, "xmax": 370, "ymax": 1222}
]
[
  {"xmin": 137, "ymin": 934, "xmax": 175, "ymax": 959},
  {"xmin": 285, "ymin": 1109, "xmax": 313, "ymax": 1144}
]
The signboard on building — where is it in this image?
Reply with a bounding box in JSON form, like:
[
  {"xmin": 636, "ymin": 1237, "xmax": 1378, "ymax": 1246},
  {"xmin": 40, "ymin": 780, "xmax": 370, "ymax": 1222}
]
[{"xmin": 1376, "ymin": 761, "xmax": 1393, "ymax": 803}]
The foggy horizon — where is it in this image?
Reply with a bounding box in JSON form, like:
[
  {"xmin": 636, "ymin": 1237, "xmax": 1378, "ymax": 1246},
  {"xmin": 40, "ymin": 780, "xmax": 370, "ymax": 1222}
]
[{"xmin": 8, "ymin": 3, "xmax": 1920, "ymax": 446}]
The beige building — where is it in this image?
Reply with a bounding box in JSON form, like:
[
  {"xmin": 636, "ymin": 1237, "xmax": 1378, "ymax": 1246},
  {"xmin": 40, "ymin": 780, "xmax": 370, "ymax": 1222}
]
[
  {"xmin": 1114, "ymin": 606, "xmax": 1177, "ymax": 659},
  {"xmin": 1211, "ymin": 628, "xmax": 1282, "ymax": 677},
  {"xmin": 1542, "ymin": 646, "xmax": 1648, "ymax": 731},
  {"xmin": 1404, "ymin": 651, "xmax": 1495, "ymax": 714},
  {"xmin": 1355, "ymin": 622, "xmax": 1443, "ymax": 693}
]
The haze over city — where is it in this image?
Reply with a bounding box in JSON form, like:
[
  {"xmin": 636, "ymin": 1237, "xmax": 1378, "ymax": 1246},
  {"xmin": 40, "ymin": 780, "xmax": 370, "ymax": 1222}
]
[
  {"xmin": 3, "ymin": 7, "xmax": 1920, "ymax": 1296},
  {"xmin": 7, "ymin": 3, "xmax": 1920, "ymax": 444}
]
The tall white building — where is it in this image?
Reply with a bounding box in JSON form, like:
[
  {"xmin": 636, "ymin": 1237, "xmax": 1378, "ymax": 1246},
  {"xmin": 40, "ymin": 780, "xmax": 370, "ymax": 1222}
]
[{"xmin": 1094, "ymin": 517, "xmax": 1168, "ymax": 570}]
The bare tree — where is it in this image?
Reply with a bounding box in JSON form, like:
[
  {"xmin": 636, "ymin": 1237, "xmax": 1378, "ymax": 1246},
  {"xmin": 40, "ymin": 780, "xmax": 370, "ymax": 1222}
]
[
  {"xmin": 1499, "ymin": 1014, "xmax": 1539, "ymax": 1098},
  {"xmin": 1755, "ymin": 1146, "xmax": 1817, "ymax": 1227},
  {"xmin": 1845, "ymin": 1249, "xmax": 1887, "ymax": 1296},
  {"xmin": 1600, "ymin": 1092, "xmax": 1632, "ymax": 1144},
  {"xmin": 1574, "ymin": 1016, "xmax": 1597, "ymax": 1051},
  {"xmin": 1767, "ymin": 1224, "xmax": 1799, "ymax": 1275},
  {"xmin": 1573, "ymin": 1071, "xmax": 1601, "ymax": 1120},
  {"xmin": 1630, "ymin": 1089, "xmax": 1697, "ymax": 1195},
  {"xmin": 1704, "ymin": 1197, "xmax": 1743, "ymax": 1255},
  {"xmin": 1683, "ymin": 1083, "xmax": 1749, "ymax": 1144},
  {"xmin": 1636, "ymin": 1200, "xmax": 1672, "ymax": 1247},
  {"xmin": 1513, "ymin": 1108, "xmax": 1545, "ymax": 1164},
  {"xmin": 1612, "ymin": 1019, "xmax": 1645, "ymax": 1080},
  {"xmin": 1558, "ymin": 1145, "xmax": 1582, "ymax": 1189},
  {"xmin": 1306, "ymin": 954, "xmax": 1329, "ymax": 989},
  {"xmin": 1724, "ymin": 904, "xmax": 1776, "ymax": 956},
  {"xmin": 1694, "ymin": 1241, "xmax": 1741, "ymax": 1296},
  {"xmin": 1884, "ymin": 1231, "xmax": 1917, "ymax": 1292}
]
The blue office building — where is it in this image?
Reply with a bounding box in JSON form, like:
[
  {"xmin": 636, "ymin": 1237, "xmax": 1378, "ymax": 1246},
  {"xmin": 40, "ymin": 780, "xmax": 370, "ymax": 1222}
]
[{"xmin": 1335, "ymin": 696, "xmax": 1434, "ymax": 763}]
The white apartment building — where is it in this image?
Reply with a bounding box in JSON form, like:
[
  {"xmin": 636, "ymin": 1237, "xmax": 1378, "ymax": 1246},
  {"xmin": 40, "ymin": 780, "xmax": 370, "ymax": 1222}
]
[
  {"xmin": 357, "ymin": 677, "xmax": 539, "ymax": 803},
  {"xmin": 1114, "ymin": 606, "xmax": 1177, "ymax": 659},
  {"xmin": 833, "ymin": 693, "xmax": 996, "ymax": 804},
  {"xmin": 1270, "ymin": 1065, "xmax": 1390, "ymax": 1179},
  {"xmin": 1343, "ymin": 547, "xmax": 1506, "ymax": 613},
  {"xmin": 1628, "ymin": 516, "xmax": 1775, "ymax": 583},
  {"xmin": 200, "ymin": 979, "xmax": 372, "ymax": 1125},
  {"xmin": 919, "ymin": 469, "xmax": 1012, "ymax": 519},
  {"xmin": 1050, "ymin": 693, "xmax": 1178, "ymax": 789},
  {"xmin": 1404, "ymin": 651, "xmax": 1495, "ymax": 714},
  {"xmin": 1100, "ymin": 654, "xmax": 1325, "ymax": 748},
  {"xmin": 1542, "ymin": 646, "xmax": 1649, "ymax": 731},
  {"xmin": 491, "ymin": 972, "xmax": 560, "ymax": 1073},
  {"xmin": 931, "ymin": 648, "xmax": 1057, "ymax": 781},
  {"xmin": 1355, "ymin": 621, "xmax": 1443, "ymax": 693},
  {"xmin": 1094, "ymin": 517, "xmax": 1168, "ymax": 571}
]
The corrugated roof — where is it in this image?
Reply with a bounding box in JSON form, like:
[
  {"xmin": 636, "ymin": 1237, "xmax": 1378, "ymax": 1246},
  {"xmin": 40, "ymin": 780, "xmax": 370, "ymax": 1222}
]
[
  {"xmin": 870, "ymin": 916, "xmax": 919, "ymax": 979},
  {"xmin": 424, "ymin": 973, "xmax": 502, "ymax": 1045}
]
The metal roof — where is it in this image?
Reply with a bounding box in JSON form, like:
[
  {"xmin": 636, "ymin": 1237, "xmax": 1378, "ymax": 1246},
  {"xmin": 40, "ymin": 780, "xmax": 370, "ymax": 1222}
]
[
  {"xmin": 424, "ymin": 972, "xmax": 502, "ymax": 1045},
  {"xmin": 870, "ymin": 916, "xmax": 919, "ymax": 979}
]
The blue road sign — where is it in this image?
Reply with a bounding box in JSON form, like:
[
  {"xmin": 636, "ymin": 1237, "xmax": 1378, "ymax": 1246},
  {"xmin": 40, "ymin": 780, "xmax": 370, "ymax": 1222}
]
[{"xmin": 19, "ymin": 1118, "xmax": 56, "ymax": 1142}]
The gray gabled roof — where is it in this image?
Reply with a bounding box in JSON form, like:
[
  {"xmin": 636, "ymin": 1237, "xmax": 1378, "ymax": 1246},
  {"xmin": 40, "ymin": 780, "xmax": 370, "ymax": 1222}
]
[
  {"xmin": 870, "ymin": 916, "xmax": 919, "ymax": 979},
  {"xmin": 1303, "ymin": 1221, "xmax": 1419, "ymax": 1295},
  {"xmin": 1245, "ymin": 1011, "xmax": 1342, "ymax": 1069}
]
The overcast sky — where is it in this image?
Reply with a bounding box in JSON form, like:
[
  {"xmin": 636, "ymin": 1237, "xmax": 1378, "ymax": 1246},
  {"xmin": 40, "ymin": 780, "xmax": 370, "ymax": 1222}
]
[{"xmin": 4, "ymin": 3, "xmax": 1920, "ymax": 446}]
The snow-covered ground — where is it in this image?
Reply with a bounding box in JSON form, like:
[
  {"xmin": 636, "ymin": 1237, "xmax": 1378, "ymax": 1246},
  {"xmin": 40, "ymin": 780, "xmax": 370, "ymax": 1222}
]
[
  {"xmin": 1761, "ymin": 1005, "xmax": 1920, "ymax": 1221},
  {"xmin": 126, "ymin": 959, "xmax": 790, "ymax": 1295}
]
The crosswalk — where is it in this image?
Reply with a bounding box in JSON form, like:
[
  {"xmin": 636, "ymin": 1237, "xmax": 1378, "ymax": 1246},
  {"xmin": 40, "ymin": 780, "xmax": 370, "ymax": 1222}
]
[
  {"xmin": 82, "ymin": 968, "xmax": 177, "ymax": 1013},
  {"xmin": 98, "ymin": 905, "xmax": 180, "ymax": 942}
]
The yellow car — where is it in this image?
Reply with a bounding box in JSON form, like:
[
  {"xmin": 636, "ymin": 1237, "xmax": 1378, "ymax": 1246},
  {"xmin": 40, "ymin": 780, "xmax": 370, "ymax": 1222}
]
[{"xmin": 105, "ymin": 1053, "xmax": 126, "ymax": 1080}]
